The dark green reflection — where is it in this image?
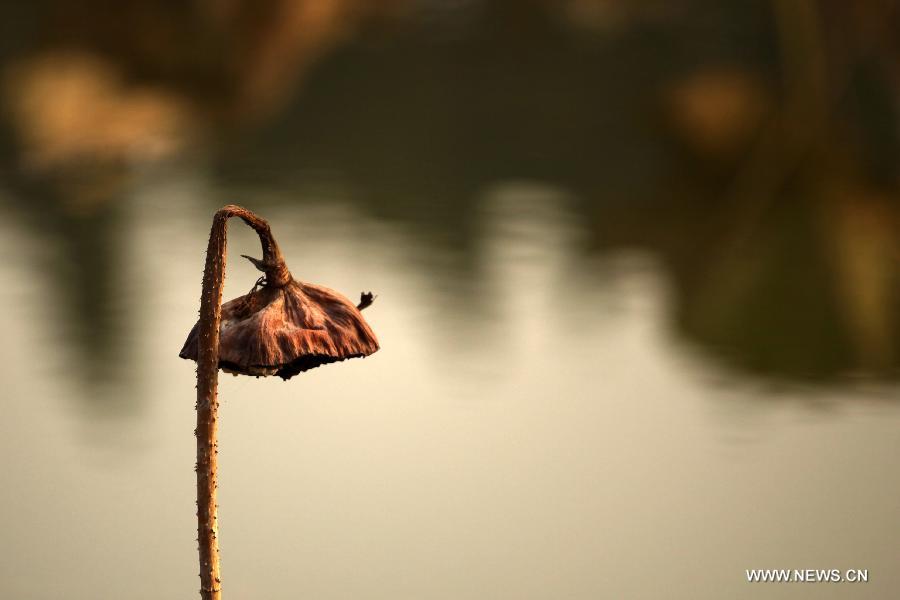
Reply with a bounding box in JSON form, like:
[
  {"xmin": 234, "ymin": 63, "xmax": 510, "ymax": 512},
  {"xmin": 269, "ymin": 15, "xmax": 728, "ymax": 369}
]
[{"xmin": 0, "ymin": 0, "xmax": 896, "ymax": 398}]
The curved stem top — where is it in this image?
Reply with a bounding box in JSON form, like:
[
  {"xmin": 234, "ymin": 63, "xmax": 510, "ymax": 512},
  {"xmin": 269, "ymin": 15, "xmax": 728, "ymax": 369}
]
[{"xmin": 217, "ymin": 205, "xmax": 291, "ymax": 287}]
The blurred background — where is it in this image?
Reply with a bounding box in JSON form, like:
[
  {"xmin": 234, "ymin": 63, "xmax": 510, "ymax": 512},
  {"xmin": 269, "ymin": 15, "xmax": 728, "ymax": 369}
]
[{"xmin": 0, "ymin": 1, "xmax": 898, "ymax": 598}]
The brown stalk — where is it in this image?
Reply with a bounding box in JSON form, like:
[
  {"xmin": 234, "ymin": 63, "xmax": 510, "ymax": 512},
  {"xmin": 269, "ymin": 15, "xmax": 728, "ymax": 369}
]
[{"xmin": 194, "ymin": 205, "xmax": 283, "ymax": 600}]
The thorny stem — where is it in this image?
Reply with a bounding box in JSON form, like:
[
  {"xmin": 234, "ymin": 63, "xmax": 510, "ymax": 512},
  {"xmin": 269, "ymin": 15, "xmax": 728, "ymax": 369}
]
[{"xmin": 195, "ymin": 205, "xmax": 283, "ymax": 600}]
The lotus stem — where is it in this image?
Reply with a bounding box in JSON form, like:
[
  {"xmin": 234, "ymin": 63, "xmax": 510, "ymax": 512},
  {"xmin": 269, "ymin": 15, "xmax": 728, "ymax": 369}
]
[{"xmin": 195, "ymin": 205, "xmax": 279, "ymax": 600}]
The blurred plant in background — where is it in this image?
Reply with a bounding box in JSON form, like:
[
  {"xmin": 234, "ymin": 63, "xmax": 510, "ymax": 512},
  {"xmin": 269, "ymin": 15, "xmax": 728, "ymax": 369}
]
[{"xmin": 0, "ymin": 0, "xmax": 897, "ymax": 384}]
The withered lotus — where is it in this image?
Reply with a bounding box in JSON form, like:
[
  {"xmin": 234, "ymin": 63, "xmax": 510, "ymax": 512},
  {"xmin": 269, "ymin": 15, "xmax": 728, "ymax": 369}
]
[
  {"xmin": 179, "ymin": 207, "xmax": 379, "ymax": 380},
  {"xmin": 185, "ymin": 205, "xmax": 380, "ymax": 600}
]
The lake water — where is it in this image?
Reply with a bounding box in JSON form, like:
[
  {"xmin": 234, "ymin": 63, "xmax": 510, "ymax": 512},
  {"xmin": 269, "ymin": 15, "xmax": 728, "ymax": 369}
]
[{"xmin": 0, "ymin": 174, "xmax": 897, "ymax": 599}]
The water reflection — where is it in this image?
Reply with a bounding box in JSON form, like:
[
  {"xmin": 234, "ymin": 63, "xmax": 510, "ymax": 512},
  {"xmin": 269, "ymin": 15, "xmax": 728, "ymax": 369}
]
[
  {"xmin": 1, "ymin": 177, "xmax": 140, "ymax": 410},
  {"xmin": 3, "ymin": 0, "xmax": 895, "ymax": 386}
]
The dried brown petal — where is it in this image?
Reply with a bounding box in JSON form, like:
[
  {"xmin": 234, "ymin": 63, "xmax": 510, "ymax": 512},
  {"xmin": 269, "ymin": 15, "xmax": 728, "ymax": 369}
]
[
  {"xmin": 180, "ymin": 278, "xmax": 379, "ymax": 379},
  {"xmin": 180, "ymin": 205, "xmax": 378, "ymax": 380}
]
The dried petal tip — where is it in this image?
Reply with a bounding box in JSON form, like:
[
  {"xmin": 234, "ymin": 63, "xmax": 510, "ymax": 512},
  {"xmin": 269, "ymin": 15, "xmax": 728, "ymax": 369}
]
[
  {"xmin": 241, "ymin": 254, "xmax": 270, "ymax": 272},
  {"xmin": 357, "ymin": 292, "xmax": 376, "ymax": 310}
]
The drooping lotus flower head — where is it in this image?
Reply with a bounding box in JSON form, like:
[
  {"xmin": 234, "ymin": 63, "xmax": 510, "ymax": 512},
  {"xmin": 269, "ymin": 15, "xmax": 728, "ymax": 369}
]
[{"xmin": 179, "ymin": 206, "xmax": 379, "ymax": 379}]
